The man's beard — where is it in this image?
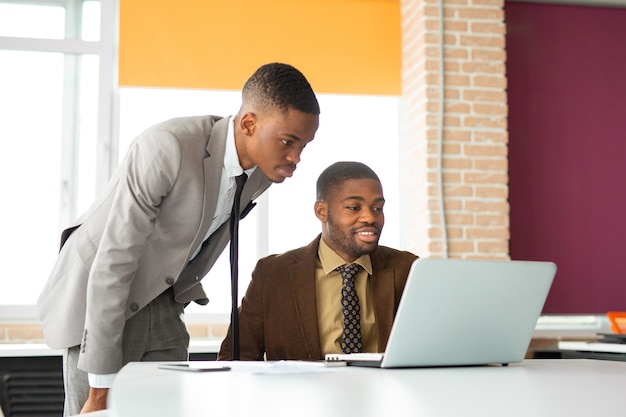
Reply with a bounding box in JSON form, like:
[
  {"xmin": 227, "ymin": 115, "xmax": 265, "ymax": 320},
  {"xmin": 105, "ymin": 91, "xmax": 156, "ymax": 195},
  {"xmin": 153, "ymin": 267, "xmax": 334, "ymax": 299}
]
[{"xmin": 327, "ymin": 213, "xmax": 379, "ymax": 259}]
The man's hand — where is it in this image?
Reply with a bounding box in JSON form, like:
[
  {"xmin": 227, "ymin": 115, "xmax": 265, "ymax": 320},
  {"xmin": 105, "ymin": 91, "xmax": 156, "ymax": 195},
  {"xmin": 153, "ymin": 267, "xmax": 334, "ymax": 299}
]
[{"xmin": 80, "ymin": 387, "xmax": 109, "ymax": 414}]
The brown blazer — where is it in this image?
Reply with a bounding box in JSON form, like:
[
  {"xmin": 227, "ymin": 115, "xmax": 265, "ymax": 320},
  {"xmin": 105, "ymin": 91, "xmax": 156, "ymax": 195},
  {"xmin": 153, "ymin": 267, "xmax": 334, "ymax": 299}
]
[{"xmin": 219, "ymin": 235, "xmax": 418, "ymax": 361}]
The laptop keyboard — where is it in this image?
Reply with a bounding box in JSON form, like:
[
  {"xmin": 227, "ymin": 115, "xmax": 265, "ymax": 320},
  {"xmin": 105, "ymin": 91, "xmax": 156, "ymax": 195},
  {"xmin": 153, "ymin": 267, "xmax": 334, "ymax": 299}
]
[{"xmin": 325, "ymin": 352, "xmax": 385, "ymax": 362}]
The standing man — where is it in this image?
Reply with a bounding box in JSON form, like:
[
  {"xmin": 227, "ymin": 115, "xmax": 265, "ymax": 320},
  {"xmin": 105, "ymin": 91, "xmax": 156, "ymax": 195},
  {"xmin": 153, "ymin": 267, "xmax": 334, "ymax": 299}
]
[
  {"xmin": 37, "ymin": 63, "xmax": 320, "ymax": 414},
  {"xmin": 219, "ymin": 162, "xmax": 418, "ymax": 361}
]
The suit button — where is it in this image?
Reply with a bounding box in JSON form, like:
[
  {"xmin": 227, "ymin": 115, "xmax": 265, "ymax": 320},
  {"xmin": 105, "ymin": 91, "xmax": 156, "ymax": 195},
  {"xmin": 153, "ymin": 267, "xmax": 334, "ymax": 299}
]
[
  {"xmin": 165, "ymin": 277, "xmax": 174, "ymax": 285},
  {"xmin": 129, "ymin": 303, "xmax": 139, "ymax": 312}
]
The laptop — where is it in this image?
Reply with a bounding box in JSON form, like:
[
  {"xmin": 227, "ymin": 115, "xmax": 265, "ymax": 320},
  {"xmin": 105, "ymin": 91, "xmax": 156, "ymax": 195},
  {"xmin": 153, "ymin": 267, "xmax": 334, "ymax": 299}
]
[{"xmin": 325, "ymin": 258, "xmax": 557, "ymax": 368}]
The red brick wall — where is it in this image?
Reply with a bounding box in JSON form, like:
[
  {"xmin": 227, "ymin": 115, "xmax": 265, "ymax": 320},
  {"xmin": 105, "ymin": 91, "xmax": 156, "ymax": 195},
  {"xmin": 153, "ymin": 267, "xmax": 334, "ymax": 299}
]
[{"xmin": 400, "ymin": 0, "xmax": 509, "ymax": 259}]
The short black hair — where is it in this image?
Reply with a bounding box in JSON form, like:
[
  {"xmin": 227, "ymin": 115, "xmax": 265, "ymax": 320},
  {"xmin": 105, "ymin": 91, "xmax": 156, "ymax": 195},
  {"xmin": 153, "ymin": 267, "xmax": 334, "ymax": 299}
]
[
  {"xmin": 316, "ymin": 161, "xmax": 381, "ymax": 201},
  {"xmin": 242, "ymin": 63, "xmax": 320, "ymax": 115}
]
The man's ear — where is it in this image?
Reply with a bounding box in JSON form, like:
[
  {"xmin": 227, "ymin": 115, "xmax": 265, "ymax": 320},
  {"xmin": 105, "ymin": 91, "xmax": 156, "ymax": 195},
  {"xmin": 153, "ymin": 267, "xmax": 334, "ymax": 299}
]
[
  {"xmin": 314, "ymin": 200, "xmax": 327, "ymax": 222},
  {"xmin": 240, "ymin": 112, "xmax": 256, "ymax": 136}
]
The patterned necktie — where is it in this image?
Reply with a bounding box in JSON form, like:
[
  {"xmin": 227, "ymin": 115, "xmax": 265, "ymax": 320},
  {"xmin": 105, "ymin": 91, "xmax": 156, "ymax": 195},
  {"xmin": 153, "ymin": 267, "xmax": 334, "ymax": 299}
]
[{"xmin": 337, "ymin": 263, "xmax": 363, "ymax": 353}]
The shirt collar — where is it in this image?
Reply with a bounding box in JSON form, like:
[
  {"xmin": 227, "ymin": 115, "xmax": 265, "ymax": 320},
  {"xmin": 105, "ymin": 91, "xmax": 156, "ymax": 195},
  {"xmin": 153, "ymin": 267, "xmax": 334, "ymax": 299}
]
[
  {"xmin": 318, "ymin": 237, "xmax": 372, "ymax": 275},
  {"xmin": 225, "ymin": 116, "xmax": 256, "ymax": 178}
]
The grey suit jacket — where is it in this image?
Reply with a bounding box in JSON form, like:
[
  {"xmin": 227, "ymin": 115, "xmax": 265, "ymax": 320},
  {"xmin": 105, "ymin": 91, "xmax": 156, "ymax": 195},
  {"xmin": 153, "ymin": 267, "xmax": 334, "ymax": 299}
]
[
  {"xmin": 218, "ymin": 235, "xmax": 418, "ymax": 361},
  {"xmin": 37, "ymin": 116, "xmax": 271, "ymax": 374}
]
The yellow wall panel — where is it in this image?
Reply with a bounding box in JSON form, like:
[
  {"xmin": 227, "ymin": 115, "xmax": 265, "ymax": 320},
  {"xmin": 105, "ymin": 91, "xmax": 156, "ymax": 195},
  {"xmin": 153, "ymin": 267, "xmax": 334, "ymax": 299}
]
[{"xmin": 119, "ymin": 0, "xmax": 401, "ymax": 95}]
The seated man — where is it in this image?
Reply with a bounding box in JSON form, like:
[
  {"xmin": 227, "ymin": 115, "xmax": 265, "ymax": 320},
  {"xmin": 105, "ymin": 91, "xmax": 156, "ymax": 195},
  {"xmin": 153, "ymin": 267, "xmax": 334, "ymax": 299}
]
[{"xmin": 218, "ymin": 161, "xmax": 418, "ymax": 360}]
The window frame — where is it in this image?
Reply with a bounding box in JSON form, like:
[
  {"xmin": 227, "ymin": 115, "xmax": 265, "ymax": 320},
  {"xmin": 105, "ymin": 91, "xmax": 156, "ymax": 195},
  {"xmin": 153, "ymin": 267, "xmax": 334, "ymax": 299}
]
[{"xmin": 0, "ymin": 0, "xmax": 118, "ymax": 318}]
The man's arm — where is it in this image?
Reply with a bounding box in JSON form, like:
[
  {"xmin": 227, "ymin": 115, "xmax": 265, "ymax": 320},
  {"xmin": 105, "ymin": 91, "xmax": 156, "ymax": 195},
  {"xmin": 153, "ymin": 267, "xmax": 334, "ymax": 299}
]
[
  {"xmin": 80, "ymin": 388, "xmax": 108, "ymax": 413},
  {"xmin": 79, "ymin": 131, "xmax": 183, "ymax": 375},
  {"xmin": 80, "ymin": 372, "xmax": 115, "ymax": 412}
]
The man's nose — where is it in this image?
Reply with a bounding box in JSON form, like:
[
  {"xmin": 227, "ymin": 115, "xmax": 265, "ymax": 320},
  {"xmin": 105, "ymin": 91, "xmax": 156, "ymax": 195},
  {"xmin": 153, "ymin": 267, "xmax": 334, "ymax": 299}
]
[
  {"xmin": 359, "ymin": 207, "xmax": 378, "ymax": 223},
  {"xmin": 286, "ymin": 148, "xmax": 302, "ymax": 164}
]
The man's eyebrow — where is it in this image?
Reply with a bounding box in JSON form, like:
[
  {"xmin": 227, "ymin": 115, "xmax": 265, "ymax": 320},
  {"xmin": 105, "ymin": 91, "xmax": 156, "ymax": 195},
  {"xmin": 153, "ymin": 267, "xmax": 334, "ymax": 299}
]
[
  {"xmin": 342, "ymin": 195, "xmax": 365, "ymax": 202},
  {"xmin": 281, "ymin": 133, "xmax": 304, "ymax": 142},
  {"xmin": 341, "ymin": 196, "xmax": 386, "ymax": 203}
]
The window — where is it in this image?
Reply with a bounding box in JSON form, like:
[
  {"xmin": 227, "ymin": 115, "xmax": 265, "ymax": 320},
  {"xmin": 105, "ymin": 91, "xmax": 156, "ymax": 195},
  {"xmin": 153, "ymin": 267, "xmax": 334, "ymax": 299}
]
[
  {"xmin": 0, "ymin": 0, "xmax": 400, "ymax": 316},
  {"xmin": 0, "ymin": 0, "xmax": 114, "ymax": 306},
  {"xmin": 118, "ymin": 89, "xmax": 400, "ymax": 314}
]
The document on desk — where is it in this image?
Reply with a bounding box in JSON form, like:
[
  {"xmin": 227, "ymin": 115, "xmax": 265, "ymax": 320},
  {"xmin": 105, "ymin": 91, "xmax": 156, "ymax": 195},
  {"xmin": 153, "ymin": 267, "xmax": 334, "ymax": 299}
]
[
  {"xmin": 274, "ymin": 360, "xmax": 347, "ymax": 368},
  {"xmin": 158, "ymin": 362, "xmax": 231, "ymax": 372},
  {"xmin": 558, "ymin": 341, "xmax": 626, "ymax": 353},
  {"xmin": 223, "ymin": 360, "xmax": 346, "ymax": 375}
]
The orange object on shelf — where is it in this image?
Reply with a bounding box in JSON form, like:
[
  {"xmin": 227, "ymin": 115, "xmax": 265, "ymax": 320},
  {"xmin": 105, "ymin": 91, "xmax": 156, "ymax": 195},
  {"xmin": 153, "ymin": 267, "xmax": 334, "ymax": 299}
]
[{"xmin": 606, "ymin": 312, "xmax": 626, "ymax": 334}]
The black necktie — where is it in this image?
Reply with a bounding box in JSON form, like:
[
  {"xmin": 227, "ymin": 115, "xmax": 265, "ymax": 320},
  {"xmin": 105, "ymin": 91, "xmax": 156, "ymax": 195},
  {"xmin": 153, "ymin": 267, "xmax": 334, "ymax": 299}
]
[{"xmin": 229, "ymin": 173, "xmax": 248, "ymax": 361}]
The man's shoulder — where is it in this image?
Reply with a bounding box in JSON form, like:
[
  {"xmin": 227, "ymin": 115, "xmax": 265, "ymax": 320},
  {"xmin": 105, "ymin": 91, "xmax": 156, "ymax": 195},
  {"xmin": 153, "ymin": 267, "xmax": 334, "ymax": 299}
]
[
  {"xmin": 260, "ymin": 243, "xmax": 313, "ymax": 264},
  {"xmin": 147, "ymin": 115, "xmax": 224, "ymax": 136},
  {"xmin": 256, "ymin": 238, "xmax": 319, "ymax": 268},
  {"xmin": 131, "ymin": 115, "xmax": 226, "ymax": 154}
]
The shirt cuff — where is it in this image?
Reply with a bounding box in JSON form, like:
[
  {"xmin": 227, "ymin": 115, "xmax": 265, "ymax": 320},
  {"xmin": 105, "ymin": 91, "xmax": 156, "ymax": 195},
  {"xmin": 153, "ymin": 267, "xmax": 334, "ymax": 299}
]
[{"xmin": 88, "ymin": 372, "xmax": 117, "ymax": 388}]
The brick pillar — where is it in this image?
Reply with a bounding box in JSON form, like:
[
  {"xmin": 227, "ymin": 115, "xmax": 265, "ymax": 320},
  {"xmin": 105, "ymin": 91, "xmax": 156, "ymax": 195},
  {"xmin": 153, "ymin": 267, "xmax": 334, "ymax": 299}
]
[{"xmin": 400, "ymin": 0, "xmax": 509, "ymax": 260}]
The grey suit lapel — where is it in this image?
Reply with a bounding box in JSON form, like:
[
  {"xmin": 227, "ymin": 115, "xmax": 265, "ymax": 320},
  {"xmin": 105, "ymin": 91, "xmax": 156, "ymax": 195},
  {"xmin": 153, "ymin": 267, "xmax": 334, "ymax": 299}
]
[
  {"xmin": 196, "ymin": 118, "xmax": 271, "ymax": 230},
  {"xmin": 175, "ymin": 118, "xmax": 230, "ymax": 299},
  {"xmin": 178, "ymin": 118, "xmax": 271, "ymax": 283},
  {"xmin": 186, "ymin": 117, "xmax": 229, "ymax": 254},
  {"xmin": 238, "ymin": 169, "xmax": 271, "ymax": 216}
]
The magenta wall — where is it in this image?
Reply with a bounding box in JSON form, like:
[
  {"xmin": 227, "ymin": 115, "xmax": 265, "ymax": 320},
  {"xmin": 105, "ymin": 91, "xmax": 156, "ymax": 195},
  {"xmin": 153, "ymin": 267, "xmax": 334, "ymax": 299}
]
[{"xmin": 506, "ymin": 2, "xmax": 626, "ymax": 313}]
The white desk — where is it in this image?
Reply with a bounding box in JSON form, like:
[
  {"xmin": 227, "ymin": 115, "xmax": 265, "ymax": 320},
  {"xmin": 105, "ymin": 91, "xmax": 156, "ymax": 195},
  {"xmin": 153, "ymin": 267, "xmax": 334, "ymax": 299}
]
[
  {"xmin": 108, "ymin": 359, "xmax": 625, "ymax": 417},
  {"xmin": 0, "ymin": 340, "xmax": 221, "ymax": 358}
]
